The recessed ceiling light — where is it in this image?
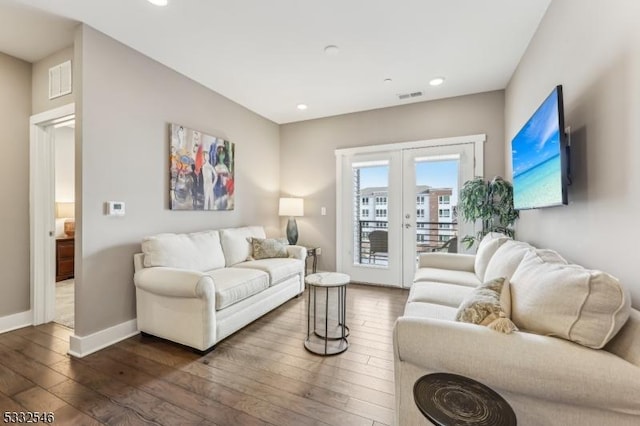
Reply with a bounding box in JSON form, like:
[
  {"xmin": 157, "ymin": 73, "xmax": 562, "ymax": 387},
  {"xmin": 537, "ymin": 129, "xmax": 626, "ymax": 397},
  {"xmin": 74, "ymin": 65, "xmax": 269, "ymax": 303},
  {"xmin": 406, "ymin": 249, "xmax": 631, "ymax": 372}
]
[
  {"xmin": 429, "ymin": 77, "xmax": 445, "ymax": 86},
  {"xmin": 297, "ymin": 104, "xmax": 308, "ymax": 111},
  {"xmin": 147, "ymin": 0, "xmax": 168, "ymax": 6},
  {"xmin": 324, "ymin": 45, "xmax": 339, "ymax": 55},
  {"xmin": 384, "ymin": 78, "xmax": 393, "ymax": 84}
]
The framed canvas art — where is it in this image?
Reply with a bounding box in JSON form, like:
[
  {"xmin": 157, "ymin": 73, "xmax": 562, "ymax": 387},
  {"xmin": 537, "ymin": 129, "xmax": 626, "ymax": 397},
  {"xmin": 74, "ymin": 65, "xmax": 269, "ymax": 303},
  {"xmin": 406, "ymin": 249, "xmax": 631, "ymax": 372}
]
[{"xmin": 169, "ymin": 124, "xmax": 235, "ymax": 210}]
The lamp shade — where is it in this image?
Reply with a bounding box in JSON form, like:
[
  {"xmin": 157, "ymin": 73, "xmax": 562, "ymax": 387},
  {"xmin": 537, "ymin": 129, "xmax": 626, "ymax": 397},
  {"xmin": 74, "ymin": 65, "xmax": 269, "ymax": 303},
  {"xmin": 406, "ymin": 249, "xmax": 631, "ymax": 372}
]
[
  {"xmin": 56, "ymin": 202, "xmax": 75, "ymax": 219},
  {"xmin": 279, "ymin": 197, "xmax": 303, "ymax": 217}
]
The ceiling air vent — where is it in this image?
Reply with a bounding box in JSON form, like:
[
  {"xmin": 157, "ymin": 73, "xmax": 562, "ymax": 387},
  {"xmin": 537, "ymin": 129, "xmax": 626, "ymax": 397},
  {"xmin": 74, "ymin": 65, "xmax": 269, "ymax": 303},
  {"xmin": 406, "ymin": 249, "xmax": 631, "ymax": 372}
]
[
  {"xmin": 398, "ymin": 91, "xmax": 423, "ymax": 100},
  {"xmin": 49, "ymin": 60, "xmax": 72, "ymax": 100}
]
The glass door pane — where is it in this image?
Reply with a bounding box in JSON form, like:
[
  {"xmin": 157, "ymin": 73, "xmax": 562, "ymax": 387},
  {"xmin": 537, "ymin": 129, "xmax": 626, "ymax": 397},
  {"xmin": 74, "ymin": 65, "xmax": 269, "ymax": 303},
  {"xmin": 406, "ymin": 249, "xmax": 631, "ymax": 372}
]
[
  {"xmin": 414, "ymin": 158, "xmax": 459, "ymax": 257},
  {"xmin": 402, "ymin": 144, "xmax": 475, "ymax": 287},
  {"xmin": 339, "ymin": 152, "xmax": 402, "ymax": 287},
  {"xmin": 353, "ymin": 161, "xmax": 389, "ymax": 266}
]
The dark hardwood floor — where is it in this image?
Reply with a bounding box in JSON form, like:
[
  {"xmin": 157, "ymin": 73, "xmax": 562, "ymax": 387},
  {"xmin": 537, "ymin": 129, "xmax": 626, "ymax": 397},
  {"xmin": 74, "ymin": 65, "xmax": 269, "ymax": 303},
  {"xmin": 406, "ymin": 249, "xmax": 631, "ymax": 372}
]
[{"xmin": 0, "ymin": 284, "xmax": 408, "ymax": 425}]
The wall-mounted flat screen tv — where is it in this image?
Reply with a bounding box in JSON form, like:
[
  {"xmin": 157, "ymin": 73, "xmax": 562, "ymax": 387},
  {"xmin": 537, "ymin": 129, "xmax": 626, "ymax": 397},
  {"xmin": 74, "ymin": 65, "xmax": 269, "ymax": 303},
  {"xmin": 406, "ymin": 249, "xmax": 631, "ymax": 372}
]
[{"xmin": 511, "ymin": 85, "xmax": 568, "ymax": 210}]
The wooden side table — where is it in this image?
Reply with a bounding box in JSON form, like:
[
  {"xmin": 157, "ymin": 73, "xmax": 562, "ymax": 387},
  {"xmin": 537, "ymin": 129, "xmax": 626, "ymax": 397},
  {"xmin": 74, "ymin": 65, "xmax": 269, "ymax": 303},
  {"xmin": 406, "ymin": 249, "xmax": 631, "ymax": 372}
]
[{"xmin": 413, "ymin": 373, "xmax": 516, "ymax": 426}]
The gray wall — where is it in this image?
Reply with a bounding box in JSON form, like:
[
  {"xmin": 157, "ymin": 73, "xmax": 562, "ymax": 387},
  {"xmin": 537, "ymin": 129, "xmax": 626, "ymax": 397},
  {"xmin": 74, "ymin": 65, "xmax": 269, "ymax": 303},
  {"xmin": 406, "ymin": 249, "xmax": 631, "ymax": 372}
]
[
  {"xmin": 32, "ymin": 46, "xmax": 74, "ymax": 115},
  {"xmin": 75, "ymin": 26, "xmax": 281, "ymax": 336},
  {"xmin": 0, "ymin": 52, "xmax": 31, "ymax": 316},
  {"xmin": 505, "ymin": 0, "xmax": 640, "ymax": 306},
  {"xmin": 280, "ymin": 90, "xmax": 505, "ymax": 272}
]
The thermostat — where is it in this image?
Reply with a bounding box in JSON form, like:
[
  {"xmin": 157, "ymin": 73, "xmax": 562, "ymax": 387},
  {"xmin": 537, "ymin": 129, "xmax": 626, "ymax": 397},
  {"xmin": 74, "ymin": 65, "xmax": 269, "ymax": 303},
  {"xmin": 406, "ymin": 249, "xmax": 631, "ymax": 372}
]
[{"xmin": 107, "ymin": 201, "xmax": 125, "ymax": 216}]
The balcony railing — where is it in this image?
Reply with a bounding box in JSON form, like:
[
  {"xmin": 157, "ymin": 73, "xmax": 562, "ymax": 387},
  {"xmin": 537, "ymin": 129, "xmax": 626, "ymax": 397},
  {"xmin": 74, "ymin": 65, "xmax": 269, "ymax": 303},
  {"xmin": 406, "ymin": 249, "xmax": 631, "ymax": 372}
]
[{"xmin": 357, "ymin": 220, "xmax": 458, "ymax": 265}]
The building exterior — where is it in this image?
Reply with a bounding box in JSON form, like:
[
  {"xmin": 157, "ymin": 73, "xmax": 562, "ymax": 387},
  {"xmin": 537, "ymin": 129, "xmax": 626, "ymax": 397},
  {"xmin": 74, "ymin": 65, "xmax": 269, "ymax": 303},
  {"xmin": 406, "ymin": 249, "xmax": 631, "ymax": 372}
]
[{"xmin": 358, "ymin": 186, "xmax": 456, "ymax": 256}]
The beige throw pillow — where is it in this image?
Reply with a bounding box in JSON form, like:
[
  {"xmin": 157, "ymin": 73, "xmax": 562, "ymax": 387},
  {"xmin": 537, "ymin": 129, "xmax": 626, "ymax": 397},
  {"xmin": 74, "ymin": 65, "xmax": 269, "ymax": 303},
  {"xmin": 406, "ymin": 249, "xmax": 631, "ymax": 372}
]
[
  {"xmin": 474, "ymin": 233, "xmax": 509, "ymax": 282},
  {"xmin": 510, "ymin": 250, "xmax": 631, "ymax": 349},
  {"xmin": 484, "ymin": 240, "xmax": 532, "ymax": 282},
  {"xmin": 455, "ymin": 277, "xmax": 518, "ymax": 334},
  {"xmin": 249, "ymin": 237, "xmax": 289, "ymax": 260}
]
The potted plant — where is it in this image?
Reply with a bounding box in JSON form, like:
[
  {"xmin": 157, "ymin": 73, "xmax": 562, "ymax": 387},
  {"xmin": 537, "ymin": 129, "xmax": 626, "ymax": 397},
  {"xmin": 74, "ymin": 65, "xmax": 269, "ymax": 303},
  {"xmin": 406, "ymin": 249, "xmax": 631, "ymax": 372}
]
[{"xmin": 458, "ymin": 176, "xmax": 519, "ymax": 249}]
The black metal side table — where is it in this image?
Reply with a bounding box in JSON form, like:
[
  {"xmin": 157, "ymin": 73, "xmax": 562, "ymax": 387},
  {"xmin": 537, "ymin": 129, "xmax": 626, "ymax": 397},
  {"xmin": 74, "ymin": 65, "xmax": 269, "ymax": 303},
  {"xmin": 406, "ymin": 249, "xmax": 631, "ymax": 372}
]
[
  {"xmin": 304, "ymin": 272, "xmax": 350, "ymax": 356},
  {"xmin": 413, "ymin": 373, "xmax": 516, "ymax": 426}
]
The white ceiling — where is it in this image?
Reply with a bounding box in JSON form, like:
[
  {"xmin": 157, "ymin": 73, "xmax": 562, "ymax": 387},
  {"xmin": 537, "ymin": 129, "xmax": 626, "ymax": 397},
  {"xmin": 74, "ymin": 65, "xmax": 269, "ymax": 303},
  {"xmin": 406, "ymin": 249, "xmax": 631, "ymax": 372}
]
[{"xmin": 5, "ymin": 0, "xmax": 551, "ymax": 124}]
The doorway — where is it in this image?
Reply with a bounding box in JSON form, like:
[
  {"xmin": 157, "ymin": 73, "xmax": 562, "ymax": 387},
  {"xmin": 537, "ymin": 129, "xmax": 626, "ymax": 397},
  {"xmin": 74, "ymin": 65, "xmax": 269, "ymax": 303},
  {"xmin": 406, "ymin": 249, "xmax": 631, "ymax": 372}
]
[
  {"xmin": 336, "ymin": 135, "xmax": 483, "ymax": 287},
  {"xmin": 53, "ymin": 122, "xmax": 75, "ymax": 329},
  {"xmin": 30, "ymin": 103, "xmax": 75, "ymax": 327}
]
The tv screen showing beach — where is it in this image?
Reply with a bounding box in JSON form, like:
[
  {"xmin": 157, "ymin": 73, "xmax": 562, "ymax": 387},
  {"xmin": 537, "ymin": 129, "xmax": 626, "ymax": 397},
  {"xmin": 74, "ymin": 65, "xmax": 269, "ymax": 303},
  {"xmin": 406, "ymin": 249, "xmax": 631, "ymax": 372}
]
[{"xmin": 511, "ymin": 87, "xmax": 563, "ymax": 209}]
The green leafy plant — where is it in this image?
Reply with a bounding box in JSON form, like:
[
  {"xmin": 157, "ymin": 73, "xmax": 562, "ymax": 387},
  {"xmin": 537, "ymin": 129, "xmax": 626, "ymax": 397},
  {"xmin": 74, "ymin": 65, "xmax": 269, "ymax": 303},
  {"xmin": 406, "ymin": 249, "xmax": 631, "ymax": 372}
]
[{"xmin": 458, "ymin": 176, "xmax": 519, "ymax": 249}]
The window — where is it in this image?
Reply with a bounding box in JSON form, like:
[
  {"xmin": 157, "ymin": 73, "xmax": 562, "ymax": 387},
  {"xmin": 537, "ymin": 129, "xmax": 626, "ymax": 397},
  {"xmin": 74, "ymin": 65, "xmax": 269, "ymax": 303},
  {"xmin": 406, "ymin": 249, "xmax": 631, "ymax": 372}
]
[
  {"xmin": 361, "ymin": 209, "xmax": 369, "ymax": 217},
  {"xmin": 375, "ymin": 209, "xmax": 387, "ymax": 218},
  {"xmin": 416, "ymin": 196, "xmax": 425, "ymax": 205},
  {"xmin": 362, "ymin": 197, "xmax": 369, "ymax": 204},
  {"xmin": 375, "ymin": 196, "xmax": 387, "ymax": 205},
  {"xmin": 439, "ymin": 209, "xmax": 451, "ymax": 218},
  {"xmin": 438, "ymin": 223, "xmax": 450, "ymax": 229},
  {"xmin": 416, "ymin": 209, "xmax": 425, "ymax": 218},
  {"xmin": 439, "ymin": 195, "xmax": 450, "ymax": 205},
  {"xmin": 417, "ymin": 234, "xmax": 425, "ymax": 242},
  {"xmin": 439, "ymin": 235, "xmax": 451, "ymax": 242}
]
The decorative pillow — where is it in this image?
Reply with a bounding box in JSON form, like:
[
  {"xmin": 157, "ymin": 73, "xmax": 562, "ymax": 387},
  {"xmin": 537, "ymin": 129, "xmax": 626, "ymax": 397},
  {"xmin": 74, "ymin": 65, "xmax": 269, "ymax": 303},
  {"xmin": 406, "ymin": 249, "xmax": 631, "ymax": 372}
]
[
  {"xmin": 142, "ymin": 230, "xmax": 225, "ymax": 272},
  {"xmin": 455, "ymin": 277, "xmax": 518, "ymax": 334},
  {"xmin": 249, "ymin": 237, "xmax": 289, "ymax": 260},
  {"xmin": 474, "ymin": 232, "xmax": 509, "ymax": 282},
  {"xmin": 483, "ymin": 240, "xmax": 532, "ymax": 282},
  {"xmin": 220, "ymin": 226, "xmax": 266, "ymax": 266},
  {"xmin": 510, "ymin": 249, "xmax": 631, "ymax": 349}
]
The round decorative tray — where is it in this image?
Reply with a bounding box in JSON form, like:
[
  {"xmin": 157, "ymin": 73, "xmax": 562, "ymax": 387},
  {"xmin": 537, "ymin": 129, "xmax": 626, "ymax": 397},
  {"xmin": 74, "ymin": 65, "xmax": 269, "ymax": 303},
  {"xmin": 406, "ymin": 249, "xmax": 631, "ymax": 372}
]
[{"xmin": 413, "ymin": 373, "xmax": 516, "ymax": 426}]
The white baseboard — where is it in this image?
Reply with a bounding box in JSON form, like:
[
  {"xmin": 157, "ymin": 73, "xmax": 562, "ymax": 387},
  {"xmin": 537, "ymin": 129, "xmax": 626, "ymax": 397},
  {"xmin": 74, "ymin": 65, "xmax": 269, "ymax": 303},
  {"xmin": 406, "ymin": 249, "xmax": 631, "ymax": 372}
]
[
  {"xmin": 0, "ymin": 310, "xmax": 33, "ymax": 334},
  {"xmin": 69, "ymin": 319, "xmax": 139, "ymax": 358}
]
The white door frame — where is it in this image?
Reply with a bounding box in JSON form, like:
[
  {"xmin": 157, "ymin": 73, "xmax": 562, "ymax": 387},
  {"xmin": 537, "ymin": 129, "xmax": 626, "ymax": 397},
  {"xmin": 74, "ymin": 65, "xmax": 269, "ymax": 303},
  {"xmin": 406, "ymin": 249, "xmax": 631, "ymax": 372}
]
[
  {"xmin": 335, "ymin": 134, "xmax": 485, "ymax": 285},
  {"xmin": 30, "ymin": 103, "xmax": 75, "ymax": 325}
]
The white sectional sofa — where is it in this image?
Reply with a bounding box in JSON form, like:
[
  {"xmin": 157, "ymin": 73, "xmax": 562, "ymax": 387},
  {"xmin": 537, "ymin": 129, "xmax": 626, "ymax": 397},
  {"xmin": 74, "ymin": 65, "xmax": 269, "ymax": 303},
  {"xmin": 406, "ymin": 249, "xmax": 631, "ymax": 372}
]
[
  {"xmin": 133, "ymin": 226, "xmax": 306, "ymax": 352},
  {"xmin": 393, "ymin": 233, "xmax": 640, "ymax": 426}
]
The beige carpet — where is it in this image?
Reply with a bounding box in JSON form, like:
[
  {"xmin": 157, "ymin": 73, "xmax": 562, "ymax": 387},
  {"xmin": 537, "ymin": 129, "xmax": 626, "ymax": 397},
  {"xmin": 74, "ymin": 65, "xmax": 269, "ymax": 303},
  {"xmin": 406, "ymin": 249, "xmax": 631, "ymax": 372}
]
[{"xmin": 55, "ymin": 279, "xmax": 74, "ymax": 329}]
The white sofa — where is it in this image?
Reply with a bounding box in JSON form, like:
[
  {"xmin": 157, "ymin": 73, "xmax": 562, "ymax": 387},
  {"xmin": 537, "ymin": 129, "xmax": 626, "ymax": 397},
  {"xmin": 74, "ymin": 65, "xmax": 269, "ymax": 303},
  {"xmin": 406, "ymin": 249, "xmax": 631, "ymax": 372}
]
[
  {"xmin": 133, "ymin": 226, "xmax": 306, "ymax": 352},
  {"xmin": 393, "ymin": 233, "xmax": 640, "ymax": 426}
]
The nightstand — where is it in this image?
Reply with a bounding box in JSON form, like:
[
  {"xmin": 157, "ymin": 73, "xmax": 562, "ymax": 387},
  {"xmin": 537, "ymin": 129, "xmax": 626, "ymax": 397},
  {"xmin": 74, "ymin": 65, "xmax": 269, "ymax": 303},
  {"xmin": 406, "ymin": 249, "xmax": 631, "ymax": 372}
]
[
  {"xmin": 56, "ymin": 237, "xmax": 75, "ymax": 282},
  {"xmin": 304, "ymin": 247, "xmax": 319, "ymax": 276}
]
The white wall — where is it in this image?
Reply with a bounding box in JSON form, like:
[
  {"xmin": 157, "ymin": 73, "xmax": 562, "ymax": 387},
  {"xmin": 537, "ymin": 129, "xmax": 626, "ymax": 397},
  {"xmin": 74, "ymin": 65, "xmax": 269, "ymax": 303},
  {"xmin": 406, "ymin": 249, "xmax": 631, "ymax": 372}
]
[
  {"xmin": 505, "ymin": 0, "xmax": 640, "ymax": 306},
  {"xmin": 281, "ymin": 90, "xmax": 505, "ymax": 272},
  {"xmin": 55, "ymin": 126, "xmax": 74, "ymax": 202},
  {"xmin": 75, "ymin": 25, "xmax": 281, "ymax": 336},
  {"xmin": 54, "ymin": 125, "xmax": 74, "ymax": 237}
]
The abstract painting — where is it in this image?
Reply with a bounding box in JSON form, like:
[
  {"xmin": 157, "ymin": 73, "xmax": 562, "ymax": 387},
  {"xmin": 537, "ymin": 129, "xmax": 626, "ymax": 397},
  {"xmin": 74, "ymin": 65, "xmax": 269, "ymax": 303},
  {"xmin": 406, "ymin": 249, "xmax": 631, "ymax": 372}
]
[{"xmin": 170, "ymin": 124, "xmax": 235, "ymax": 210}]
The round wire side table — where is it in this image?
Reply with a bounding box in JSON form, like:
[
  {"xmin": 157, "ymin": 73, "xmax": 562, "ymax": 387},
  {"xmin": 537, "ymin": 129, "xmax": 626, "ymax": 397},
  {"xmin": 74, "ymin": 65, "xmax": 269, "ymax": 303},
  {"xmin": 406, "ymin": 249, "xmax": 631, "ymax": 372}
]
[{"xmin": 304, "ymin": 272, "xmax": 350, "ymax": 356}]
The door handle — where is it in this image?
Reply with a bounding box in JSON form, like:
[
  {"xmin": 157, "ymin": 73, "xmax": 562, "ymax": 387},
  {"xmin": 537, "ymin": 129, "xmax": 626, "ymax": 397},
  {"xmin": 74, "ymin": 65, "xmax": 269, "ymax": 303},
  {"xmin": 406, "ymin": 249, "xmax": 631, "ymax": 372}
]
[{"xmin": 404, "ymin": 223, "xmax": 412, "ymax": 229}]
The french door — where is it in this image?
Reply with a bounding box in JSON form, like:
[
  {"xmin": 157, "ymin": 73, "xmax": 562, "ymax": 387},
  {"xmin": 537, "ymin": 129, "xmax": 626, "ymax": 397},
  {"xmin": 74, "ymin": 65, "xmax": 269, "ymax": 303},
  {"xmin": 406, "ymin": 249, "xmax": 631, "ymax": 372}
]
[{"xmin": 336, "ymin": 136, "xmax": 482, "ymax": 288}]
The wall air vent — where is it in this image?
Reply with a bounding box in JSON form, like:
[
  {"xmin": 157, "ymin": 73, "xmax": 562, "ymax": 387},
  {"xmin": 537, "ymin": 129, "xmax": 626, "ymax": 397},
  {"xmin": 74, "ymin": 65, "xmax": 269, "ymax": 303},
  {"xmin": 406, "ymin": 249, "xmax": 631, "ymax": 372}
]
[
  {"xmin": 398, "ymin": 91, "xmax": 424, "ymax": 100},
  {"xmin": 49, "ymin": 60, "xmax": 72, "ymax": 100}
]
